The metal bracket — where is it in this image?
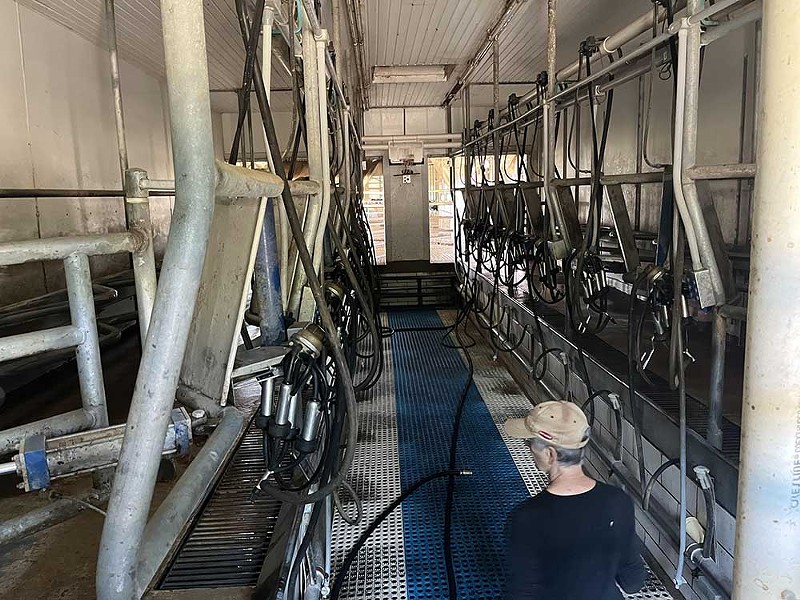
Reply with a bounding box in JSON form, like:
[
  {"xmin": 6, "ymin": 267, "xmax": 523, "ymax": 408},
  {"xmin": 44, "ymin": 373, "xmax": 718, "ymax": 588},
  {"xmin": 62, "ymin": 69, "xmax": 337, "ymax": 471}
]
[
  {"xmin": 553, "ymin": 186, "xmax": 584, "ymax": 253},
  {"xmin": 19, "ymin": 434, "xmax": 49, "ymax": 492},
  {"xmin": 170, "ymin": 408, "xmax": 192, "ymax": 457},
  {"xmin": 606, "ymin": 183, "xmax": 641, "ymax": 274}
]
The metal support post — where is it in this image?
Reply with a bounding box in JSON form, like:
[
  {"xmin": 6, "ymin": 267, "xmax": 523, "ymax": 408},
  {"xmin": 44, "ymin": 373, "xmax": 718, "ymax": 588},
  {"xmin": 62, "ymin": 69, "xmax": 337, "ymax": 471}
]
[
  {"xmin": 674, "ymin": 6, "xmax": 727, "ymax": 305},
  {"xmin": 310, "ymin": 29, "xmax": 333, "ymax": 283},
  {"xmin": 125, "ymin": 169, "xmax": 158, "ymax": 341},
  {"xmin": 64, "ymin": 254, "xmax": 109, "ymax": 432},
  {"xmin": 261, "ymin": 5, "xmax": 291, "ymax": 311},
  {"xmin": 106, "ymin": 0, "xmax": 158, "ymax": 340},
  {"xmin": 493, "ymin": 37, "xmax": 501, "ymax": 185},
  {"xmin": 249, "ymin": 4, "xmax": 285, "ymax": 346},
  {"xmin": 464, "ymin": 84, "xmax": 471, "ymax": 134},
  {"xmin": 543, "ymin": 0, "xmax": 566, "ymax": 255},
  {"xmin": 105, "ymin": 0, "xmax": 128, "ymax": 176},
  {"xmin": 96, "ymin": 0, "xmax": 218, "ymax": 596},
  {"xmin": 342, "ymin": 107, "xmax": 353, "ymax": 229},
  {"xmin": 253, "ymin": 202, "xmax": 286, "ymax": 345},
  {"xmin": 707, "ymin": 308, "xmax": 726, "ymax": 449},
  {"xmin": 734, "ymin": 1, "xmax": 800, "ymax": 597}
]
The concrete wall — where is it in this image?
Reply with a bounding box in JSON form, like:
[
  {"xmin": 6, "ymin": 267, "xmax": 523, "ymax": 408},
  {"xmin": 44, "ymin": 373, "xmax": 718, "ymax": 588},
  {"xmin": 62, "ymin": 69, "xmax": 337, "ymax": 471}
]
[{"xmin": 0, "ymin": 0, "xmax": 175, "ymax": 306}]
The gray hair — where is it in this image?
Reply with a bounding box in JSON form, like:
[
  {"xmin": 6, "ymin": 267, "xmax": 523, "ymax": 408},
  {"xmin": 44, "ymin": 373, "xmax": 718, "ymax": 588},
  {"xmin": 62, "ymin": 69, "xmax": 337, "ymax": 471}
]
[{"xmin": 530, "ymin": 437, "xmax": 586, "ymax": 467}]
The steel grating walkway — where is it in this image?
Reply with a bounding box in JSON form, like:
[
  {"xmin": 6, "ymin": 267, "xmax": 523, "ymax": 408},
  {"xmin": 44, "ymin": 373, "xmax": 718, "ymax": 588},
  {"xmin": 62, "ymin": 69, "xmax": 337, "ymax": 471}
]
[
  {"xmin": 158, "ymin": 422, "xmax": 282, "ymax": 590},
  {"xmin": 331, "ymin": 309, "xmax": 675, "ymax": 600},
  {"xmin": 155, "ymin": 309, "xmax": 674, "ymax": 598}
]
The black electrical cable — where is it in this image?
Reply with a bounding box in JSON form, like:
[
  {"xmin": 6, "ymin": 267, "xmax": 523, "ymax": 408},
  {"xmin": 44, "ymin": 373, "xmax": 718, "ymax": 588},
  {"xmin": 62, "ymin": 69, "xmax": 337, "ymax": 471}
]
[{"xmin": 329, "ymin": 469, "xmax": 469, "ymax": 600}]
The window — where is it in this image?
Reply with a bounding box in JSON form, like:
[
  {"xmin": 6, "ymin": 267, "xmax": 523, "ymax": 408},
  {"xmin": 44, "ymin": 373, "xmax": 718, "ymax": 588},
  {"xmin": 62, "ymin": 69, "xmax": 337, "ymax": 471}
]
[
  {"xmin": 363, "ymin": 160, "xmax": 386, "ymax": 265},
  {"xmin": 428, "ymin": 157, "xmax": 455, "ymax": 263}
]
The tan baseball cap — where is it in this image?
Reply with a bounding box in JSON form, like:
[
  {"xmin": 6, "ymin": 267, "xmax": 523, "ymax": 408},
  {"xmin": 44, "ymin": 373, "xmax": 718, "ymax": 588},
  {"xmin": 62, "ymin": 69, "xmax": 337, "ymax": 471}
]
[{"xmin": 504, "ymin": 401, "xmax": 590, "ymax": 449}]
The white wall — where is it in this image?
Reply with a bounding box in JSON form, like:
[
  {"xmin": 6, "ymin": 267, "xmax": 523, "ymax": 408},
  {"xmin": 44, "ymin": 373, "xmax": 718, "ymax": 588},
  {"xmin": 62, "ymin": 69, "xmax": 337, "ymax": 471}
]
[
  {"xmin": 364, "ymin": 107, "xmax": 448, "ymax": 136},
  {"xmin": 0, "ymin": 0, "xmax": 174, "ymax": 306},
  {"xmin": 219, "ymin": 110, "xmax": 296, "ymax": 161}
]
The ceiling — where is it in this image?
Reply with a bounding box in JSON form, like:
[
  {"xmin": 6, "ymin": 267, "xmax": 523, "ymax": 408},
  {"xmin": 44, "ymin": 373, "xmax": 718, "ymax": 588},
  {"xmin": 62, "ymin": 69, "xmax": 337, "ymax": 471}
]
[
  {"xmin": 20, "ymin": 0, "xmax": 652, "ymax": 111},
  {"xmin": 17, "ymin": 0, "xmax": 295, "ymax": 110},
  {"xmin": 364, "ymin": 0, "xmax": 651, "ymax": 108},
  {"xmin": 364, "ymin": 0, "xmax": 506, "ymax": 107}
]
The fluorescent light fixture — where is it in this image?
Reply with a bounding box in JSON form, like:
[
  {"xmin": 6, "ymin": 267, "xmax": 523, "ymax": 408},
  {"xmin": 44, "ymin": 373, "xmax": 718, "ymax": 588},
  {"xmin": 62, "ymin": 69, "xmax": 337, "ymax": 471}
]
[{"xmin": 372, "ymin": 65, "xmax": 449, "ymax": 83}]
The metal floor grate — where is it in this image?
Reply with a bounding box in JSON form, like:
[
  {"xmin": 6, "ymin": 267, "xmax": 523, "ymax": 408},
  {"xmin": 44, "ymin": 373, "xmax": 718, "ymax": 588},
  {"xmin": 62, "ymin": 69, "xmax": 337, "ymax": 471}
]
[
  {"xmin": 156, "ymin": 309, "xmax": 675, "ymax": 598},
  {"xmin": 387, "ymin": 309, "xmax": 533, "ymax": 600},
  {"xmin": 440, "ymin": 310, "xmax": 674, "ymax": 600},
  {"xmin": 158, "ymin": 422, "xmax": 282, "ymax": 590},
  {"xmin": 331, "ymin": 316, "xmax": 408, "ymax": 600}
]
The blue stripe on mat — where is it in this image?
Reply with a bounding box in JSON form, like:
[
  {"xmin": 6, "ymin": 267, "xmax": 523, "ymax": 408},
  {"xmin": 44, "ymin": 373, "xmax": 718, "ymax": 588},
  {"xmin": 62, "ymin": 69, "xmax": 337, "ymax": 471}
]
[{"xmin": 388, "ymin": 309, "xmax": 531, "ymax": 600}]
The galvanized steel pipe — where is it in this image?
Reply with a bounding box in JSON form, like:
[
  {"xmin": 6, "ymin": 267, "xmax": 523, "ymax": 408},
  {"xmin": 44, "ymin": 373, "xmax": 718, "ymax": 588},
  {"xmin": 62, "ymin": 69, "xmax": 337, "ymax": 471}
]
[
  {"xmin": 734, "ymin": 1, "xmax": 800, "ymax": 597},
  {"xmin": 707, "ymin": 308, "xmax": 726, "ymax": 449},
  {"xmin": 124, "ymin": 169, "xmax": 158, "ymax": 341},
  {"xmin": 65, "ymin": 254, "xmax": 109, "ymax": 431},
  {"xmin": 0, "ymin": 409, "xmax": 94, "ymax": 457},
  {"xmin": 214, "ymin": 160, "xmax": 285, "ymax": 198},
  {"xmin": 0, "ymin": 232, "xmax": 138, "ymax": 266},
  {"xmin": 701, "ymin": 1, "xmax": 763, "ymax": 45},
  {"xmin": 289, "ymin": 23, "xmax": 325, "ymax": 318},
  {"xmin": 0, "ymin": 499, "xmax": 83, "ymax": 548},
  {"xmin": 0, "ymin": 325, "xmax": 84, "ymax": 363},
  {"xmin": 105, "ymin": 0, "xmax": 129, "ymax": 176},
  {"xmin": 311, "ymin": 31, "xmax": 332, "ymax": 280},
  {"xmin": 676, "ymin": 14, "xmax": 727, "ymax": 304},
  {"xmin": 687, "ymin": 163, "xmax": 757, "ymax": 180},
  {"xmin": 96, "ymin": 0, "xmax": 218, "ymax": 596},
  {"xmin": 556, "ymin": 1, "xmax": 687, "ymax": 83}
]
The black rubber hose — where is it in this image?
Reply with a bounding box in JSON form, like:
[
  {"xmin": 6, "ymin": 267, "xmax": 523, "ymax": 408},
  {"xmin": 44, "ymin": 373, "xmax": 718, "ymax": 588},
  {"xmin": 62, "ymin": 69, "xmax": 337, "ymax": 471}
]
[
  {"xmin": 627, "ymin": 272, "xmax": 649, "ymax": 497},
  {"xmin": 329, "ymin": 469, "xmax": 470, "ymax": 600},
  {"xmin": 228, "ymin": 0, "xmax": 266, "ymax": 164},
  {"xmin": 284, "ymin": 389, "xmax": 344, "ymax": 596},
  {"xmin": 443, "ymin": 319, "xmax": 475, "ymax": 600},
  {"xmin": 327, "ymin": 217, "xmax": 383, "ymax": 392},
  {"xmin": 234, "ymin": 0, "xmax": 358, "ymax": 505}
]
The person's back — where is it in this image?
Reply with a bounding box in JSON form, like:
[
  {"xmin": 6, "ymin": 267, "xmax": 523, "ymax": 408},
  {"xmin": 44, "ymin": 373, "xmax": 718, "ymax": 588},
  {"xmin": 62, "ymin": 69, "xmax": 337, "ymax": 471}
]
[
  {"xmin": 503, "ymin": 401, "xmax": 646, "ymax": 599},
  {"xmin": 506, "ymin": 481, "xmax": 645, "ymax": 599}
]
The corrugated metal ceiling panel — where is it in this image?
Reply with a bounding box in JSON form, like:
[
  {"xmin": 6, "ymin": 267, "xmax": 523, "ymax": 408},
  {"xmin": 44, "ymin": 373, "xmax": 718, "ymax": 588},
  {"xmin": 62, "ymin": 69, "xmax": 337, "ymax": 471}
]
[
  {"xmin": 469, "ymin": 0, "xmax": 651, "ymax": 84},
  {"xmin": 365, "ymin": 0, "xmax": 506, "ymax": 107},
  {"xmin": 16, "ymin": 0, "xmax": 295, "ymax": 109},
  {"xmin": 21, "ymin": 0, "xmax": 654, "ymax": 110}
]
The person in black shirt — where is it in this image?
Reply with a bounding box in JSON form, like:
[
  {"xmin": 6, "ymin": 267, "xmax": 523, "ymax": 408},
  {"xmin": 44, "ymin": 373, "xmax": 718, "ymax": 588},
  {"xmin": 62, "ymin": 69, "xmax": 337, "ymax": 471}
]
[{"xmin": 503, "ymin": 401, "xmax": 646, "ymax": 599}]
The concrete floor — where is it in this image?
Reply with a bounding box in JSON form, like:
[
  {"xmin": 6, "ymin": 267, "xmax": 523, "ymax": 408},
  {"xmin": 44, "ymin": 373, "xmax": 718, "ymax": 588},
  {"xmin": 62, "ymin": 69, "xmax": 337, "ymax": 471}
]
[
  {"xmin": 0, "ymin": 467, "xmax": 188, "ymax": 600},
  {"xmin": 0, "ymin": 332, "xmax": 184, "ymax": 599},
  {"xmin": 0, "ymin": 329, "xmax": 261, "ymax": 600}
]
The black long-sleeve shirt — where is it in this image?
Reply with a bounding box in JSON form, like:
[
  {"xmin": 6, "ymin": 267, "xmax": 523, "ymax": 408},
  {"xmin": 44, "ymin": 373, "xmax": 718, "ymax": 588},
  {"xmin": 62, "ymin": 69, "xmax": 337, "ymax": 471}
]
[{"xmin": 505, "ymin": 482, "xmax": 646, "ymax": 599}]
